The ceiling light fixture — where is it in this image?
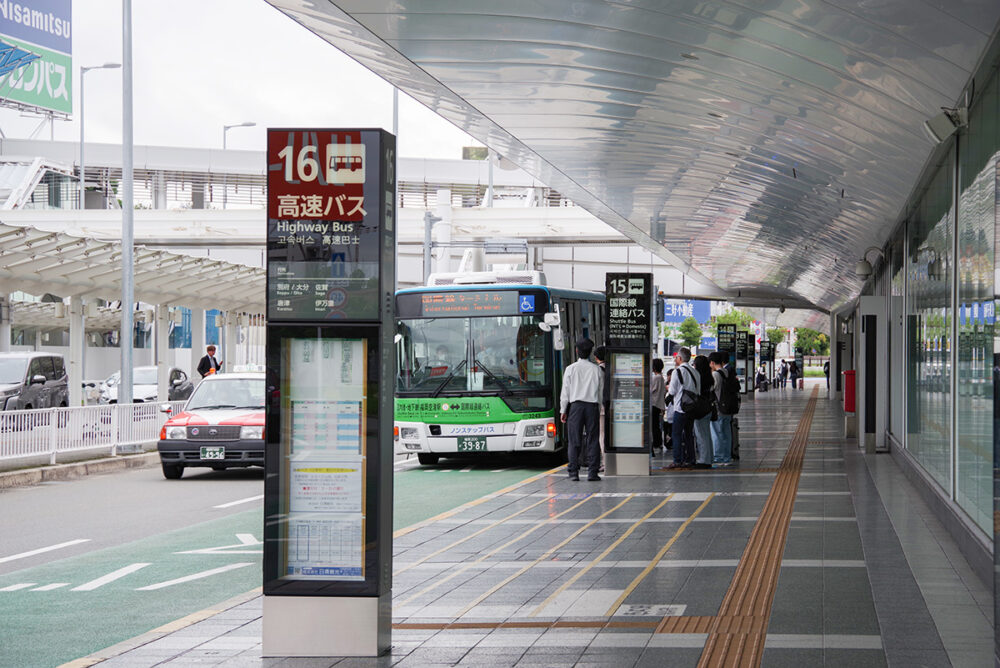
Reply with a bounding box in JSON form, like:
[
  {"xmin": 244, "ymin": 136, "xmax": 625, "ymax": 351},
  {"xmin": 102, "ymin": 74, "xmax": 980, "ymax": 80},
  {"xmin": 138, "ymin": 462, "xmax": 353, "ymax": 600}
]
[{"xmin": 681, "ymin": 53, "xmax": 699, "ymax": 60}]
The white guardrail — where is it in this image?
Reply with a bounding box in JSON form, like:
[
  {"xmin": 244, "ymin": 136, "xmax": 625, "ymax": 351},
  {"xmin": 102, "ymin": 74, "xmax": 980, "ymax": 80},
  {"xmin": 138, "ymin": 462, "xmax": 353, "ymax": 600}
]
[{"xmin": 0, "ymin": 401, "xmax": 188, "ymax": 466}]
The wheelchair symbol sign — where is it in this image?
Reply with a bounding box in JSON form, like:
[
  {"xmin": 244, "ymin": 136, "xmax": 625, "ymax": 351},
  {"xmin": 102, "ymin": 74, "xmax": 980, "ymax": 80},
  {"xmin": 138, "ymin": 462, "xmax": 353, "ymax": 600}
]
[{"xmin": 519, "ymin": 295, "xmax": 535, "ymax": 313}]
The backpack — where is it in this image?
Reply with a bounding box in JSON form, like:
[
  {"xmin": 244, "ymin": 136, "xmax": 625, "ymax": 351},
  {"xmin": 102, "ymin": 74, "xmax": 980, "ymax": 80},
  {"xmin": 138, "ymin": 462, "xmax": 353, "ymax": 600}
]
[
  {"xmin": 717, "ymin": 367, "xmax": 741, "ymax": 415},
  {"xmin": 779, "ymin": 361, "xmax": 788, "ymax": 377},
  {"xmin": 678, "ymin": 366, "xmax": 712, "ymax": 419}
]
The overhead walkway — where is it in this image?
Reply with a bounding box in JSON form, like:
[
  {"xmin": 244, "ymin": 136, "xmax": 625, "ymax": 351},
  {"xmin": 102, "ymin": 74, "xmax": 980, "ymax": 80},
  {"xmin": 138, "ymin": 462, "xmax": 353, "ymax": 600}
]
[{"xmin": 80, "ymin": 383, "xmax": 992, "ymax": 667}]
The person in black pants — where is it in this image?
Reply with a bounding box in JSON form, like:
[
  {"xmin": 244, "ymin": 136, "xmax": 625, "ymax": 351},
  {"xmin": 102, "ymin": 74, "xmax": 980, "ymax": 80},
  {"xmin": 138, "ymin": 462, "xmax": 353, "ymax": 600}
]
[{"xmin": 560, "ymin": 338, "xmax": 603, "ymax": 481}]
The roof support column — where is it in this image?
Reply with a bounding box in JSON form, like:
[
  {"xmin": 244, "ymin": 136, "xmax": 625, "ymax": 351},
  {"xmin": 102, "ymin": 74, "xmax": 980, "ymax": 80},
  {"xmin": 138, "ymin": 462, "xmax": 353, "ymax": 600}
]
[
  {"xmin": 191, "ymin": 308, "xmax": 205, "ymax": 383},
  {"xmin": 223, "ymin": 312, "xmax": 237, "ymax": 372},
  {"xmin": 156, "ymin": 304, "xmax": 169, "ymax": 402},
  {"xmin": 433, "ymin": 189, "xmax": 452, "ymax": 274},
  {"xmin": 0, "ymin": 295, "xmax": 10, "ymax": 353},
  {"xmin": 829, "ymin": 311, "xmax": 839, "ymax": 402},
  {"xmin": 68, "ymin": 296, "xmax": 84, "ymax": 406}
]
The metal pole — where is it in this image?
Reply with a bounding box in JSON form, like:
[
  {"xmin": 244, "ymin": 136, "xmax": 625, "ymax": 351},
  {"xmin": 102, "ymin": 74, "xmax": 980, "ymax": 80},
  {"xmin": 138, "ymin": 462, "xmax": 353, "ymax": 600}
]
[
  {"xmin": 120, "ymin": 0, "xmax": 134, "ymax": 408},
  {"xmin": 222, "ymin": 127, "xmax": 227, "ymax": 209},
  {"xmin": 392, "ymin": 88, "xmax": 398, "ymax": 136},
  {"xmin": 423, "ymin": 211, "xmax": 432, "ymax": 284},
  {"xmin": 79, "ymin": 66, "xmax": 85, "ymax": 209}
]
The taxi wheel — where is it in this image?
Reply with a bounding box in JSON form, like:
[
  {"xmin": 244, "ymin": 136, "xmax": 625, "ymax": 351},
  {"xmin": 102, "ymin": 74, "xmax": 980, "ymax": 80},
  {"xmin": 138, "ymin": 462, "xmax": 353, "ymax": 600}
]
[
  {"xmin": 417, "ymin": 453, "xmax": 440, "ymax": 466},
  {"xmin": 162, "ymin": 463, "xmax": 184, "ymax": 479}
]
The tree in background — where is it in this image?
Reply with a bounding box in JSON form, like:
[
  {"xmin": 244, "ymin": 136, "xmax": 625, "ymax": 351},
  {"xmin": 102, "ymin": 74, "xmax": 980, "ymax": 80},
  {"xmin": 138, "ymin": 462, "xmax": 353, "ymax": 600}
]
[
  {"xmin": 765, "ymin": 327, "xmax": 786, "ymax": 345},
  {"xmin": 795, "ymin": 327, "xmax": 829, "ymax": 356},
  {"xmin": 711, "ymin": 308, "xmax": 754, "ymax": 338},
  {"xmin": 678, "ymin": 316, "xmax": 704, "ymax": 348}
]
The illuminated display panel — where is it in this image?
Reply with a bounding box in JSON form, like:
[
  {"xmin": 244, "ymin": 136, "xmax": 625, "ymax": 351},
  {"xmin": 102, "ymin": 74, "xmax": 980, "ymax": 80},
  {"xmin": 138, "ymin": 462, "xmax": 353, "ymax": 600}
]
[{"xmin": 397, "ymin": 290, "xmax": 547, "ymax": 319}]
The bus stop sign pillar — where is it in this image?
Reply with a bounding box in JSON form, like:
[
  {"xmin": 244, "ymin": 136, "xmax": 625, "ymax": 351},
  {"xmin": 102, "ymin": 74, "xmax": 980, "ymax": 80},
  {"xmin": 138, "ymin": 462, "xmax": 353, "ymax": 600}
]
[
  {"xmin": 604, "ymin": 272, "xmax": 652, "ymax": 476},
  {"xmin": 262, "ymin": 129, "xmax": 396, "ymax": 658}
]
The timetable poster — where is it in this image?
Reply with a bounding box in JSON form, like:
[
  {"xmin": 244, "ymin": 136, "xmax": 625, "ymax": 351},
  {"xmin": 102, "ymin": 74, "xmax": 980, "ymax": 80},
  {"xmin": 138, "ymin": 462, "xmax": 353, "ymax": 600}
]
[
  {"xmin": 610, "ymin": 352, "xmax": 646, "ymax": 449},
  {"xmin": 283, "ymin": 337, "xmax": 367, "ymax": 581}
]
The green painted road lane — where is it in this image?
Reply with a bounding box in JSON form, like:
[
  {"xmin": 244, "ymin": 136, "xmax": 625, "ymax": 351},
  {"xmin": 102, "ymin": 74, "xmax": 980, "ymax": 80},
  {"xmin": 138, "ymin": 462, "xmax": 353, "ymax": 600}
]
[
  {"xmin": 0, "ymin": 509, "xmax": 262, "ymax": 668},
  {"xmin": 0, "ymin": 461, "xmax": 554, "ymax": 667}
]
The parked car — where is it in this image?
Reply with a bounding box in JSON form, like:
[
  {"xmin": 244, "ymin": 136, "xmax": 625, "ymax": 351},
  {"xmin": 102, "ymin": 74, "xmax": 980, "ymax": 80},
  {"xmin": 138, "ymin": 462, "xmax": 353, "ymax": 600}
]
[
  {"xmin": 156, "ymin": 372, "xmax": 265, "ymax": 479},
  {"xmin": 99, "ymin": 366, "xmax": 194, "ymax": 404},
  {"xmin": 0, "ymin": 352, "xmax": 69, "ymax": 411}
]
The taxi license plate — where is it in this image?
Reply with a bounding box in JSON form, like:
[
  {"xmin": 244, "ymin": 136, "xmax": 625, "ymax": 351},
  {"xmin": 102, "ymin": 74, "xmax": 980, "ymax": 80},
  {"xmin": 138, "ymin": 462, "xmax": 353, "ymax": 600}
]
[
  {"xmin": 200, "ymin": 446, "xmax": 225, "ymax": 460},
  {"xmin": 457, "ymin": 436, "xmax": 487, "ymax": 452}
]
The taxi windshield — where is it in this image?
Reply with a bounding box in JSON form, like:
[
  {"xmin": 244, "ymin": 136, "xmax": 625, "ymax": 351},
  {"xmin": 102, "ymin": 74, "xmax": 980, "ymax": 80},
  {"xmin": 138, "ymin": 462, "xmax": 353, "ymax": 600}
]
[{"xmin": 188, "ymin": 378, "xmax": 265, "ymax": 410}]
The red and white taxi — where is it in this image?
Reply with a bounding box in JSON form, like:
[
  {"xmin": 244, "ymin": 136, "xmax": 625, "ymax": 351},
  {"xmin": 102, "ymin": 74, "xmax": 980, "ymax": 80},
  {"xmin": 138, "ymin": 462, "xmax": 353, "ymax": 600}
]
[{"xmin": 157, "ymin": 372, "xmax": 265, "ymax": 479}]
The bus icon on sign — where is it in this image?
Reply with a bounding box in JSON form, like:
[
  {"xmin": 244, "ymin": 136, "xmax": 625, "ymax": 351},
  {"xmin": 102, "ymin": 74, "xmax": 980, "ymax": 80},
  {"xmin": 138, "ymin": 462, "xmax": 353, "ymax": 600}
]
[
  {"xmin": 326, "ymin": 144, "xmax": 365, "ymax": 184},
  {"xmin": 519, "ymin": 295, "xmax": 535, "ymax": 313},
  {"xmin": 628, "ymin": 278, "xmax": 645, "ymax": 294}
]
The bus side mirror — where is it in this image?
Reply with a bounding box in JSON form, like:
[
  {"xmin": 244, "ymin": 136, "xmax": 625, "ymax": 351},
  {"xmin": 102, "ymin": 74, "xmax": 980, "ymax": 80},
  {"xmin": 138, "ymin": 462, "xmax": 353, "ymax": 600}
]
[{"xmin": 553, "ymin": 327, "xmax": 565, "ymax": 351}]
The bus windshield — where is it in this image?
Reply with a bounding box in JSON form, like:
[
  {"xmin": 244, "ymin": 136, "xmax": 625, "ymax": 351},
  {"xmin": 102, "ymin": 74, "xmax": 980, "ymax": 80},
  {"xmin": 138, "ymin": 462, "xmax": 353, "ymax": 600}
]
[{"xmin": 396, "ymin": 315, "xmax": 550, "ymax": 395}]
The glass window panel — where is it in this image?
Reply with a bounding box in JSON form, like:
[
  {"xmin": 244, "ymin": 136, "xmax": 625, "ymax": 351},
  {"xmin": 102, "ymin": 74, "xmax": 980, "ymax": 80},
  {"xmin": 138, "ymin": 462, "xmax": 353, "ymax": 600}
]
[
  {"xmin": 955, "ymin": 90, "xmax": 997, "ymax": 532},
  {"xmin": 906, "ymin": 153, "xmax": 954, "ymax": 493}
]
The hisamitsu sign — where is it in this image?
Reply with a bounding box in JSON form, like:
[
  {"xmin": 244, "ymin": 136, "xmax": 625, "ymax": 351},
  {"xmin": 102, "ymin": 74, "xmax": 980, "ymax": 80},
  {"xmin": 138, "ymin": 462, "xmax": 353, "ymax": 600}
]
[{"xmin": 0, "ymin": 0, "xmax": 72, "ymax": 115}]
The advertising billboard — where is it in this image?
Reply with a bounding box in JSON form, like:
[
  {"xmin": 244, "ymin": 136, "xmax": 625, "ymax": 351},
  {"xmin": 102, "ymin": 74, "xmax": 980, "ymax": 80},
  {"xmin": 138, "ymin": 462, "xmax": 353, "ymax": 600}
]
[{"xmin": 0, "ymin": 0, "xmax": 72, "ymax": 115}]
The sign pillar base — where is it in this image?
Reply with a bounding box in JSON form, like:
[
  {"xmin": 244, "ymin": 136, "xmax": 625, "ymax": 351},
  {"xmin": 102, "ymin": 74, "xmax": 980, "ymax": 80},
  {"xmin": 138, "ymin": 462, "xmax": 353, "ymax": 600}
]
[
  {"xmin": 606, "ymin": 453, "xmax": 650, "ymax": 476},
  {"xmin": 262, "ymin": 593, "xmax": 391, "ymax": 657}
]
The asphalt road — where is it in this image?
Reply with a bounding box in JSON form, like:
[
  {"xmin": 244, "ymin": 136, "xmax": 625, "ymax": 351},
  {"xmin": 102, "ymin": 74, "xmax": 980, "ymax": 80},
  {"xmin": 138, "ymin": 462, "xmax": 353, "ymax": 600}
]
[{"xmin": 0, "ymin": 452, "xmax": 556, "ymax": 667}]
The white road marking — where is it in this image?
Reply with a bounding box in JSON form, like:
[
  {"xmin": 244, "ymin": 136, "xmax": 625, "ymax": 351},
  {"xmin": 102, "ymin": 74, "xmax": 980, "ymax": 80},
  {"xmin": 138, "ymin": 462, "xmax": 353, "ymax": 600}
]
[
  {"xmin": 72, "ymin": 563, "xmax": 152, "ymax": 591},
  {"xmin": 213, "ymin": 494, "xmax": 264, "ymax": 509},
  {"xmin": 0, "ymin": 539, "xmax": 91, "ymax": 565},
  {"xmin": 136, "ymin": 563, "xmax": 254, "ymax": 590},
  {"xmin": 176, "ymin": 534, "xmax": 262, "ymax": 555},
  {"xmin": 459, "ymin": 467, "xmax": 473, "ymax": 473},
  {"xmin": 32, "ymin": 583, "xmax": 70, "ymax": 591},
  {"xmin": 0, "ymin": 583, "xmax": 36, "ymax": 591}
]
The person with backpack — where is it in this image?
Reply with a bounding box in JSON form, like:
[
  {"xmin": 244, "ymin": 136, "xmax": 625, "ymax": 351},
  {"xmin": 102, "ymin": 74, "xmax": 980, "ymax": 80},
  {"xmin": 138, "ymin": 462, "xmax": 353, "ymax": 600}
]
[
  {"xmin": 778, "ymin": 359, "xmax": 789, "ymax": 388},
  {"xmin": 709, "ymin": 352, "xmax": 739, "ymax": 465},
  {"xmin": 666, "ymin": 347, "xmax": 699, "ymax": 469}
]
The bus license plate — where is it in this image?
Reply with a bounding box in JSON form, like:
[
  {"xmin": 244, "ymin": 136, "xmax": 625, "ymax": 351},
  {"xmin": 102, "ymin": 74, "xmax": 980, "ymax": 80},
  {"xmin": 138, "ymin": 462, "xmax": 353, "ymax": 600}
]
[
  {"xmin": 200, "ymin": 446, "xmax": 225, "ymax": 460},
  {"xmin": 458, "ymin": 436, "xmax": 487, "ymax": 452}
]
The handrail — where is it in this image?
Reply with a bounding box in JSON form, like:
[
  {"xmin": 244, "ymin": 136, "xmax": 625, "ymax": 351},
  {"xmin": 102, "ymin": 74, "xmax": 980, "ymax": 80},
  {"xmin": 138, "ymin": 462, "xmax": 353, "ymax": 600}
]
[{"xmin": 0, "ymin": 400, "xmax": 187, "ymax": 467}]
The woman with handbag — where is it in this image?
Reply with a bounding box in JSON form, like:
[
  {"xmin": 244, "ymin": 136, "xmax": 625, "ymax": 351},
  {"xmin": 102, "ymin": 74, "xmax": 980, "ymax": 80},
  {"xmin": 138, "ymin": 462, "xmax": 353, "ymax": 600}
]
[{"xmin": 691, "ymin": 355, "xmax": 715, "ymax": 469}]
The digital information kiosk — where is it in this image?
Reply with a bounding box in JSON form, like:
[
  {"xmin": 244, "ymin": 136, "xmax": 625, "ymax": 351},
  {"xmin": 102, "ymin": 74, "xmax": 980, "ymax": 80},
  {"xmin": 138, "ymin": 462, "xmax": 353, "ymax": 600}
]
[
  {"xmin": 262, "ymin": 128, "xmax": 395, "ymax": 657},
  {"xmin": 604, "ymin": 273, "xmax": 652, "ymax": 476}
]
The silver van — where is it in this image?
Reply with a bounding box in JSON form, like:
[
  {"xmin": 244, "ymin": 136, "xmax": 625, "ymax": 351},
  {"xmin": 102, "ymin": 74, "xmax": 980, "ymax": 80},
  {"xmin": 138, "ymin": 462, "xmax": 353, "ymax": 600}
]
[{"xmin": 0, "ymin": 352, "xmax": 70, "ymax": 410}]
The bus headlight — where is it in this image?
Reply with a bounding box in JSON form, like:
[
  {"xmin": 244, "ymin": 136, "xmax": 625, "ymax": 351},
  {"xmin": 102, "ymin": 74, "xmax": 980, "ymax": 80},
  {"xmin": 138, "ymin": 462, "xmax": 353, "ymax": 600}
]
[
  {"xmin": 525, "ymin": 424, "xmax": 545, "ymax": 437},
  {"xmin": 400, "ymin": 427, "xmax": 419, "ymax": 439}
]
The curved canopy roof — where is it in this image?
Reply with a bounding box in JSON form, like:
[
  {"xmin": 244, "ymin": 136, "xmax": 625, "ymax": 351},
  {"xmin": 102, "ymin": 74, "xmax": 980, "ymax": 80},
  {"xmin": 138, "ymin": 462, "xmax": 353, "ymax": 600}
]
[
  {"xmin": 267, "ymin": 0, "xmax": 999, "ymax": 313},
  {"xmin": 0, "ymin": 221, "xmax": 264, "ymax": 312}
]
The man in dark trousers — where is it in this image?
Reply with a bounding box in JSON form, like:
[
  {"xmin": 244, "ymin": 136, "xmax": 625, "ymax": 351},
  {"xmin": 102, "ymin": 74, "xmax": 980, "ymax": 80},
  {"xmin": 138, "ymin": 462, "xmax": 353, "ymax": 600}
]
[
  {"xmin": 560, "ymin": 338, "xmax": 603, "ymax": 481},
  {"xmin": 197, "ymin": 345, "xmax": 223, "ymax": 378}
]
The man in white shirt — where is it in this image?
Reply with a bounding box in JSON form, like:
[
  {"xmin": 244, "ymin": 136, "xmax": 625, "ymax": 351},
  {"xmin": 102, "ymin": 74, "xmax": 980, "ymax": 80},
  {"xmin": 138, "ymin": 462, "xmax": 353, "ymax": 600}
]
[
  {"xmin": 560, "ymin": 338, "xmax": 604, "ymax": 481},
  {"xmin": 666, "ymin": 347, "xmax": 699, "ymax": 469}
]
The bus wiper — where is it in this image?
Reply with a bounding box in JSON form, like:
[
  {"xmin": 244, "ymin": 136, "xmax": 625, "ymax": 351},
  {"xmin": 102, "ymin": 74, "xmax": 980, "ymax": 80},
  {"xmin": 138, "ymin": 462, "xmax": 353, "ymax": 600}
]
[
  {"xmin": 431, "ymin": 359, "xmax": 467, "ymax": 398},
  {"xmin": 473, "ymin": 358, "xmax": 513, "ymax": 396}
]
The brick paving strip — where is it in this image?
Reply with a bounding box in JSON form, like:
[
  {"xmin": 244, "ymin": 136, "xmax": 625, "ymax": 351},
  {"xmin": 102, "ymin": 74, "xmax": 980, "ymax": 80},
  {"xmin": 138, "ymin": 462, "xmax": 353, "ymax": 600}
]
[{"xmin": 689, "ymin": 386, "xmax": 819, "ymax": 667}]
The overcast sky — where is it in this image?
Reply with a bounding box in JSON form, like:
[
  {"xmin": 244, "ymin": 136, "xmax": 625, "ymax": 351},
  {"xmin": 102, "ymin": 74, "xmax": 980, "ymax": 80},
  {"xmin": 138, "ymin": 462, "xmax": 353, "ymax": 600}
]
[{"xmin": 0, "ymin": 0, "xmax": 480, "ymax": 157}]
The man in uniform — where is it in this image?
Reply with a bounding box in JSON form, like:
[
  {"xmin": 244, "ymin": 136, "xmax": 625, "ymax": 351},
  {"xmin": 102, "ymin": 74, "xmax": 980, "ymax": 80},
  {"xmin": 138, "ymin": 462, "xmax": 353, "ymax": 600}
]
[{"xmin": 560, "ymin": 337, "xmax": 603, "ymax": 481}]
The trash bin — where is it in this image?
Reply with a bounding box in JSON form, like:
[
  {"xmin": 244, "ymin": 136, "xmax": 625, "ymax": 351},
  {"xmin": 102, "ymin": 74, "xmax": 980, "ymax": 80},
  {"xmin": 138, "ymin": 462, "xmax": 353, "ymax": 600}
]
[{"xmin": 843, "ymin": 370, "xmax": 856, "ymax": 413}]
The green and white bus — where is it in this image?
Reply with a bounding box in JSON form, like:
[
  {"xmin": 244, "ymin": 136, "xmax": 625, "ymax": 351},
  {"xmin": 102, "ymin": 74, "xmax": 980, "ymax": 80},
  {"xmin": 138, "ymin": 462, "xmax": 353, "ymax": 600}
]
[{"xmin": 394, "ymin": 275, "xmax": 606, "ymax": 465}]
